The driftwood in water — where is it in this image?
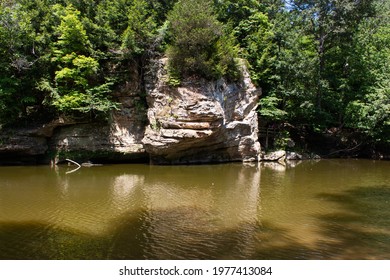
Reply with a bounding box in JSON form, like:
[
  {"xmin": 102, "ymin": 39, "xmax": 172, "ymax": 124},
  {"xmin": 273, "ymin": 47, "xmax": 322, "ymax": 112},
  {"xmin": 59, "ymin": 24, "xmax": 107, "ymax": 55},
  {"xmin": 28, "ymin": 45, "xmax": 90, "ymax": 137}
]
[
  {"xmin": 65, "ymin": 158, "xmax": 81, "ymax": 167},
  {"xmin": 65, "ymin": 158, "xmax": 81, "ymax": 174},
  {"xmin": 64, "ymin": 159, "xmax": 103, "ymax": 173}
]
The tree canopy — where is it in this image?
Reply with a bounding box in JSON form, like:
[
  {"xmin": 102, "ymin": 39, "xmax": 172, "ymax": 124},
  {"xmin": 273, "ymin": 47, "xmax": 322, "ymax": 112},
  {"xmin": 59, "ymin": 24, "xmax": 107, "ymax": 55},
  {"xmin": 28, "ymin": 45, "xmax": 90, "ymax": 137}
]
[{"xmin": 166, "ymin": 0, "xmax": 239, "ymax": 81}]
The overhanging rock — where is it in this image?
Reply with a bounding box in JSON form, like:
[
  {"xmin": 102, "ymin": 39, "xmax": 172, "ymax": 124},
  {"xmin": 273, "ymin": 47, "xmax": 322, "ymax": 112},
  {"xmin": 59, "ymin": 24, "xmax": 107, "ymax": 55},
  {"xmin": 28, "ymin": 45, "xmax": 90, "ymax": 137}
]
[{"xmin": 142, "ymin": 58, "xmax": 261, "ymax": 164}]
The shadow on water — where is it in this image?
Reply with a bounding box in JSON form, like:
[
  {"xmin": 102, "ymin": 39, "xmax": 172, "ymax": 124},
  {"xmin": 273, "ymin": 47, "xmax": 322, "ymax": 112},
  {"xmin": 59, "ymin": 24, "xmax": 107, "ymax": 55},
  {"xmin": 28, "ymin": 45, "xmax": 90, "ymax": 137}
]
[
  {"xmin": 0, "ymin": 221, "xmax": 109, "ymax": 260},
  {"xmin": 313, "ymin": 185, "xmax": 390, "ymax": 259},
  {"xmin": 251, "ymin": 222, "xmax": 322, "ymax": 260},
  {"xmin": 108, "ymin": 207, "xmax": 262, "ymax": 260},
  {"xmin": 252, "ymin": 185, "xmax": 390, "ymax": 260},
  {"xmin": 1, "ymin": 162, "xmax": 389, "ymax": 260},
  {"xmin": 1, "ymin": 184, "xmax": 390, "ymax": 260},
  {"xmin": 0, "ymin": 208, "xmax": 262, "ymax": 260}
]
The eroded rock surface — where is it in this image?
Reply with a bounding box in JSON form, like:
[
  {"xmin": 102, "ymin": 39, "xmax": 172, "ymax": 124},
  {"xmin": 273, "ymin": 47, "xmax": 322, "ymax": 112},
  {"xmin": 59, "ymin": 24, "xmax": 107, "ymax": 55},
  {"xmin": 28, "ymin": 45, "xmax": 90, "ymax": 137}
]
[
  {"xmin": 49, "ymin": 77, "xmax": 148, "ymax": 163},
  {"xmin": 1, "ymin": 59, "xmax": 261, "ymax": 165},
  {"xmin": 262, "ymin": 150, "xmax": 286, "ymax": 162},
  {"xmin": 142, "ymin": 58, "xmax": 261, "ymax": 164},
  {"xmin": 0, "ymin": 69, "xmax": 148, "ymax": 164},
  {"xmin": 0, "ymin": 130, "xmax": 47, "ymax": 164}
]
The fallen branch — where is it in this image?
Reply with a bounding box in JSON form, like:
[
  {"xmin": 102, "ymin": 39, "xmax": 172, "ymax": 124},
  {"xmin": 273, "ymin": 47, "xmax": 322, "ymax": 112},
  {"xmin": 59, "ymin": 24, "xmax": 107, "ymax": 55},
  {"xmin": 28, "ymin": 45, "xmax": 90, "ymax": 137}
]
[
  {"xmin": 326, "ymin": 142, "xmax": 363, "ymax": 157},
  {"xmin": 65, "ymin": 158, "xmax": 81, "ymax": 174},
  {"xmin": 65, "ymin": 158, "xmax": 81, "ymax": 168}
]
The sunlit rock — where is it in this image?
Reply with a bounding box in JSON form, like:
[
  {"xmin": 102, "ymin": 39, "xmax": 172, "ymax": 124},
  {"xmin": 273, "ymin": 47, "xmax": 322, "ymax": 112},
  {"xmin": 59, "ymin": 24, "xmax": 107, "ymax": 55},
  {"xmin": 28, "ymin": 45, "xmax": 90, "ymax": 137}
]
[
  {"xmin": 142, "ymin": 58, "xmax": 261, "ymax": 164},
  {"xmin": 286, "ymin": 151, "xmax": 303, "ymax": 160},
  {"xmin": 261, "ymin": 150, "xmax": 286, "ymax": 162}
]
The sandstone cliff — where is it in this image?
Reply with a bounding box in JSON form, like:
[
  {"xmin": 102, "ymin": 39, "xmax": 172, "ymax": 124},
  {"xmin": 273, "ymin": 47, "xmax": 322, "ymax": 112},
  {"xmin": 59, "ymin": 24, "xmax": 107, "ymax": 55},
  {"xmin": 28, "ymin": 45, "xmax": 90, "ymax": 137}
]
[
  {"xmin": 0, "ymin": 59, "xmax": 261, "ymax": 165},
  {"xmin": 142, "ymin": 58, "xmax": 261, "ymax": 164}
]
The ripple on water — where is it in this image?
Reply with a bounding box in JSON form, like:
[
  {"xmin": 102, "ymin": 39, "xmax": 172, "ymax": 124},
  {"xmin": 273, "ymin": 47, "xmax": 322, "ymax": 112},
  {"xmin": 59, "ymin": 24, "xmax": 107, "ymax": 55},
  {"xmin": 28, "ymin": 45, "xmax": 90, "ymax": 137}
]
[{"xmin": 0, "ymin": 161, "xmax": 389, "ymax": 259}]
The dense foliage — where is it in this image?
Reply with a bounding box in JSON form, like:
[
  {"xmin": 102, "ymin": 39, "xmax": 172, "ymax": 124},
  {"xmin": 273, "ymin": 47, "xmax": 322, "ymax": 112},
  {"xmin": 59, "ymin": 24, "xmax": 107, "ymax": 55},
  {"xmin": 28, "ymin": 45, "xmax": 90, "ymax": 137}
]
[
  {"xmin": 0, "ymin": 0, "xmax": 388, "ymax": 148},
  {"xmin": 166, "ymin": 0, "xmax": 239, "ymax": 81}
]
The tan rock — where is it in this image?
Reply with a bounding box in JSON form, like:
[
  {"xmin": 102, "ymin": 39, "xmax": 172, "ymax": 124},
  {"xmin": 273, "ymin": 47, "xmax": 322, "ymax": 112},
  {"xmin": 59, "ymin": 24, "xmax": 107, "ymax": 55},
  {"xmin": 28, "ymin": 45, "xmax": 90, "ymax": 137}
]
[{"xmin": 142, "ymin": 58, "xmax": 262, "ymax": 164}]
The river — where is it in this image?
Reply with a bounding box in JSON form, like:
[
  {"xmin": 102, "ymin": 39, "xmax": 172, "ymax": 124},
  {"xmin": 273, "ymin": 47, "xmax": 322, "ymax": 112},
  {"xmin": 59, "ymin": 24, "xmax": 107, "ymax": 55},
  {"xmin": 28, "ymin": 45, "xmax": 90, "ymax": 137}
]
[{"xmin": 0, "ymin": 159, "xmax": 389, "ymax": 259}]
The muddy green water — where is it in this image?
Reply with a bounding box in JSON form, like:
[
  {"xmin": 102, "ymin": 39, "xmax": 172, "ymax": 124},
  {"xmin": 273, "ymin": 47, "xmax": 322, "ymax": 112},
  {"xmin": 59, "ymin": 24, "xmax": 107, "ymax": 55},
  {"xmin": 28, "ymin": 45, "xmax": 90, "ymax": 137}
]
[{"xmin": 0, "ymin": 159, "xmax": 389, "ymax": 260}]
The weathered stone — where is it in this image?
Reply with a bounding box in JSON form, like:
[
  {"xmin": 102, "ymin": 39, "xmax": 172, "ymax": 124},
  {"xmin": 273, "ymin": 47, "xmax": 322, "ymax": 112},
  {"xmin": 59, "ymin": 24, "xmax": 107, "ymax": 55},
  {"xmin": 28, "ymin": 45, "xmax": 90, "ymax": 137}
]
[
  {"xmin": 1, "ymin": 59, "xmax": 262, "ymax": 165},
  {"xmin": 0, "ymin": 134, "xmax": 47, "ymax": 156},
  {"xmin": 0, "ymin": 129, "xmax": 48, "ymax": 164},
  {"xmin": 31, "ymin": 117, "xmax": 80, "ymax": 138},
  {"xmin": 142, "ymin": 58, "xmax": 261, "ymax": 164},
  {"xmin": 0, "ymin": 116, "xmax": 82, "ymax": 164},
  {"xmin": 49, "ymin": 109, "xmax": 147, "ymax": 163},
  {"xmin": 286, "ymin": 151, "xmax": 303, "ymax": 160},
  {"xmin": 1, "ymin": 63, "xmax": 148, "ymax": 164},
  {"xmin": 262, "ymin": 150, "xmax": 286, "ymax": 162},
  {"xmin": 312, "ymin": 154, "xmax": 321, "ymax": 160},
  {"xmin": 160, "ymin": 120, "xmax": 211, "ymax": 130},
  {"xmin": 46, "ymin": 64, "xmax": 149, "ymax": 163}
]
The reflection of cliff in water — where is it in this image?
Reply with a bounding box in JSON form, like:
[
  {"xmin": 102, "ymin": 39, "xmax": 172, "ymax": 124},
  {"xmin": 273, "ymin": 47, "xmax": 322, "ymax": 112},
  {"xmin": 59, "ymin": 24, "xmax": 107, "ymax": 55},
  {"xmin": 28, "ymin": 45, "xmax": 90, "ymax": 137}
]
[{"xmin": 108, "ymin": 164, "xmax": 262, "ymax": 259}]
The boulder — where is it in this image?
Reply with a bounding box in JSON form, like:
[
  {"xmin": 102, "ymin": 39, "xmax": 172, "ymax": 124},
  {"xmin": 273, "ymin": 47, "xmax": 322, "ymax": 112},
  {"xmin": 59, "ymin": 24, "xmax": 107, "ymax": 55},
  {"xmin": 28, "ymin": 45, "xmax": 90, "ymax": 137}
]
[
  {"xmin": 142, "ymin": 58, "xmax": 261, "ymax": 164},
  {"xmin": 286, "ymin": 151, "xmax": 303, "ymax": 160},
  {"xmin": 262, "ymin": 150, "xmax": 286, "ymax": 162}
]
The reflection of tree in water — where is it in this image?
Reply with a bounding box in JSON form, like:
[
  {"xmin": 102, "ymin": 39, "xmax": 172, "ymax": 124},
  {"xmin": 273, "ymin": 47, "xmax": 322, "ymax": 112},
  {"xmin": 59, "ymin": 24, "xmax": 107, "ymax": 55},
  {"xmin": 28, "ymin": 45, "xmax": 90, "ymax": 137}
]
[
  {"xmin": 252, "ymin": 185, "xmax": 390, "ymax": 260},
  {"xmin": 314, "ymin": 185, "xmax": 390, "ymax": 259}
]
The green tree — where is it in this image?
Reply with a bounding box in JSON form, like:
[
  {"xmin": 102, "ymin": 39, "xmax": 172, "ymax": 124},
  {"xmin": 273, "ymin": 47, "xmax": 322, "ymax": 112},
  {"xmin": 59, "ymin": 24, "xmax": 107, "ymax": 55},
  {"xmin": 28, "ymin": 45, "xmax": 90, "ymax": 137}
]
[
  {"xmin": 289, "ymin": 0, "xmax": 375, "ymax": 118},
  {"xmin": 0, "ymin": 1, "xmax": 38, "ymax": 124},
  {"xmin": 260, "ymin": 7, "xmax": 318, "ymax": 126},
  {"xmin": 94, "ymin": 0, "xmax": 133, "ymax": 51},
  {"xmin": 39, "ymin": 5, "xmax": 117, "ymax": 118},
  {"xmin": 121, "ymin": 0, "xmax": 157, "ymax": 56},
  {"xmin": 254, "ymin": 0, "xmax": 378, "ymax": 132},
  {"xmin": 235, "ymin": 11, "xmax": 274, "ymax": 85},
  {"xmin": 167, "ymin": 0, "xmax": 238, "ymax": 81},
  {"xmin": 214, "ymin": 0, "xmax": 264, "ymax": 26},
  {"xmin": 345, "ymin": 0, "xmax": 390, "ymax": 143}
]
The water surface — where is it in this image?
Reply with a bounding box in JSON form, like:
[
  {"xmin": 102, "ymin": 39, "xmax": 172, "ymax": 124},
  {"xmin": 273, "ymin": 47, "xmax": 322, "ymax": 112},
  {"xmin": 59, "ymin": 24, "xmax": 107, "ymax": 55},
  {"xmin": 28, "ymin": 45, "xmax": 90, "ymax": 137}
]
[{"xmin": 0, "ymin": 160, "xmax": 389, "ymax": 259}]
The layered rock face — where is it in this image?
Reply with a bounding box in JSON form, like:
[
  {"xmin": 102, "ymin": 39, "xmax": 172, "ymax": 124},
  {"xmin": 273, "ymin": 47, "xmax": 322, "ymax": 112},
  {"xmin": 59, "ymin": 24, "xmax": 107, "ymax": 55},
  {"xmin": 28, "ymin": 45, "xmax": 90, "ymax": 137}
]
[
  {"xmin": 49, "ymin": 75, "xmax": 148, "ymax": 163},
  {"xmin": 0, "ymin": 68, "xmax": 148, "ymax": 165},
  {"xmin": 0, "ymin": 130, "xmax": 48, "ymax": 165},
  {"xmin": 142, "ymin": 59, "xmax": 261, "ymax": 164},
  {"xmin": 49, "ymin": 116, "xmax": 146, "ymax": 163},
  {"xmin": 0, "ymin": 59, "xmax": 261, "ymax": 165}
]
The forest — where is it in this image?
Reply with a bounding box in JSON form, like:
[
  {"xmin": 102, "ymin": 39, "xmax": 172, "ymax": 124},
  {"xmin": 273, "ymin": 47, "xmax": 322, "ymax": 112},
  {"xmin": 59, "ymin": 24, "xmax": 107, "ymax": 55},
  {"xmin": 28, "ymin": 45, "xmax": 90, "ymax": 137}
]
[{"xmin": 0, "ymin": 0, "xmax": 389, "ymax": 154}]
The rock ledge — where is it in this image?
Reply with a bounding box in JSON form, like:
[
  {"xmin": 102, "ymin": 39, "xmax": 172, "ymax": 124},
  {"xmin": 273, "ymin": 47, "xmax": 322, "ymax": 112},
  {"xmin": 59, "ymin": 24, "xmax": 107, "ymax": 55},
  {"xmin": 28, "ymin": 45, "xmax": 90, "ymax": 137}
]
[{"xmin": 142, "ymin": 58, "xmax": 261, "ymax": 164}]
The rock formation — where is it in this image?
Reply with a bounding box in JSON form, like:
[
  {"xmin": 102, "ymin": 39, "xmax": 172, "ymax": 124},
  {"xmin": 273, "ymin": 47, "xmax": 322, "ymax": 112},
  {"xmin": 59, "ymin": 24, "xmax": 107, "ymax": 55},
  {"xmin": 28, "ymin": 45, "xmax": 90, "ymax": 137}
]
[
  {"xmin": 0, "ymin": 68, "xmax": 148, "ymax": 165},
  {"xmin": 142, "ymin": 58, "xmax": 261, "ymax": 164},
  {"xmin": 49, "ymin": 72, "xmax": 148, "ymax": 164},
  {"xmin": 0, "ymin": 59, "xmax": 261, "ymax": 165},
  {"xmin": 0, "ymin": 129, "xmax": 47, "ymax": 165}
]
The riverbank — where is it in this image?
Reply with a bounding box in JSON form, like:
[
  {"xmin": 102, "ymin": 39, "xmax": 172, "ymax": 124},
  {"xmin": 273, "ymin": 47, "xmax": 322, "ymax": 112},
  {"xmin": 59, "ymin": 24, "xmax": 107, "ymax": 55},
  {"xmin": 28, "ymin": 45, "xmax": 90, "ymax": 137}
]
[{"xmin": 0, "ymin": 120, "xmax": 388, "ymax": 166}]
